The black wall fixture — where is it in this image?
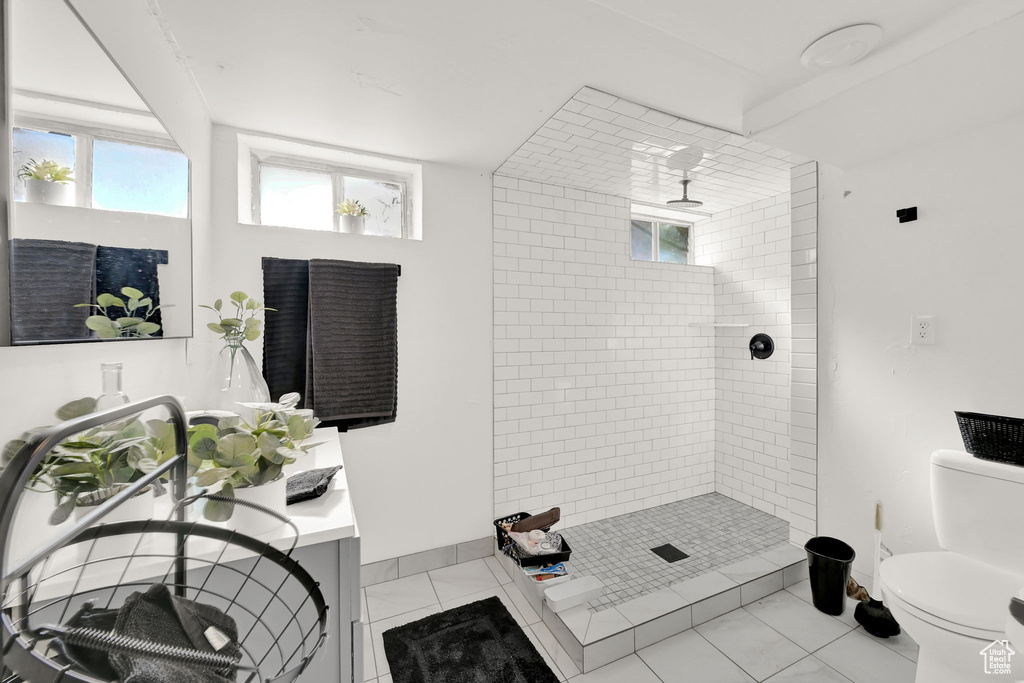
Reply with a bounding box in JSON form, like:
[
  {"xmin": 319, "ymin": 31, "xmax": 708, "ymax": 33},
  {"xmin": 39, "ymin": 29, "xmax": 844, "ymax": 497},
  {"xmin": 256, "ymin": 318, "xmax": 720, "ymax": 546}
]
[
  {"xmin": 896, "ymin": 207, "xmax": 918, "ymax": 223},
  {"xmin": 749, "ymin": 333, "xmax": 774, "ymax": 360}
]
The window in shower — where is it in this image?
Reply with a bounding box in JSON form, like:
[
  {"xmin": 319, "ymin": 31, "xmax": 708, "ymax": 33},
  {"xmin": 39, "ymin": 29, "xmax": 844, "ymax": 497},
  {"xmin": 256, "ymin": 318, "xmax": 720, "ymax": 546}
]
[{"xmin": 630, "ymin": 217, "xmax": 690, "ymax": 264}]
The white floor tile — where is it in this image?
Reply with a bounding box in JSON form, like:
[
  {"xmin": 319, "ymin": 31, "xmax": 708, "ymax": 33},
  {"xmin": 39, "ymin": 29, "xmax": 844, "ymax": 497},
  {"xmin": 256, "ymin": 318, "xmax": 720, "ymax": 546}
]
[
  {"xmin": 871, "ymin": 627, "xmax": 919, "ymax": 663},
  {"xmin": 583, "ymin": 606, "xmax": 631, "ymax": 644},
  {"xmin": 719, "ymin": 556, "xmax": 779, "ymax": 584},
  {"xmin": 816, "ymin": 630, "xmax": 917, "ymax": 683},
  {"xmin": 360, "ymin": 587, "xmax": 368, "ymax": 623},
  {"xmin": 671, "ymin": 570, "xmax": 737, "ymax": 603},
  {"xmin": 503, "ymin": 577, "xmax": 542, "ymax": 625},
  {"xmin": 696, "ymin": 607, "xmax": 808, "ymax": 681},
  {"xmin": 484, "ymin": 555, "xmax": 513, "ymax": 584},
  {"xmin": 532, "ymin": 620, "xmax": 582, "ymax": 680},
  {"xmin": 365, "ymin": 573, "xmax": 439, "ymax": 622},
  {"xmin": 369, "ymin": 604, "xmax": 441, "ymax": 677},
  {"xmin": 744, "ymin": 590, "xmax": 853, "ymax": 652},
  {"xmin": 440, "ymin": 585, "xmax": 526, "ymax": 627},
  {"xmin": 763, "ymin": 655, "xmax": 854, "ymax": 682},
  {"xmin": 785, "ymin": 578, "xmax": 861, "ymax": 629},
  {"xmin": 638, "ymin": 629, "xmax": 755, "ymax": 683},
  {"xmin": 568, "ymin": 653, "xmax": 661, "ymax": 683},
  {"xmin": 428, "ymin": 558, "xmax": 500, "ymax": 603}
]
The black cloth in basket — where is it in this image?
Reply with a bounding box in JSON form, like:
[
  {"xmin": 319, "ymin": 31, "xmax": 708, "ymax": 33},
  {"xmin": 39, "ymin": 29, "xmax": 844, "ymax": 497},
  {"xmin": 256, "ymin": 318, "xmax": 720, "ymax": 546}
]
[
  {"xmin": 955, "ymin": 411, "xmax": 1024, "ymax": 466},
  {"xmin": 493, "ymin": 512, "xmax": 571, "ymax": 568}
]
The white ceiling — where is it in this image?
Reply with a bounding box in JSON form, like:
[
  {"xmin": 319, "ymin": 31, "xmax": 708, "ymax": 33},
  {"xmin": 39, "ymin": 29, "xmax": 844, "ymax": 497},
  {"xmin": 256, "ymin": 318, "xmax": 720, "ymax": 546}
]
[
  {"xmin": 142, "ymin": 0, "xmax": 995, "ymax": 171},
  {"xmin": 496, "ymin": 87, "xmax": 792, "ymax": 214}
]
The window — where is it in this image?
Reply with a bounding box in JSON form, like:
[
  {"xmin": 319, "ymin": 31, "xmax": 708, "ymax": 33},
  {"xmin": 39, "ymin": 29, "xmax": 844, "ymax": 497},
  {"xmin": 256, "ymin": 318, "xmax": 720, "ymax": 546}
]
[
  {"xmin": 630, "ymin": 217, "xmax": 691, "ymax": 264},
  {"xmin": 253, "ymin": 155, "xmax": 409, "ymax": 238},
  {"xmin": 13, "ymin": 123, "xmax": 189, "ymax": 217}
]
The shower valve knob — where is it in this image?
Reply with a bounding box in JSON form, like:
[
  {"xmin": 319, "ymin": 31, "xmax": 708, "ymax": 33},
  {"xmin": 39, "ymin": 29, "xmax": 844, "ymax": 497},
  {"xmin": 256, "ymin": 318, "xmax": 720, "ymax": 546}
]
[{"xmin": 749, "ymin": 333, "xmax": 775, "ymax": 360}]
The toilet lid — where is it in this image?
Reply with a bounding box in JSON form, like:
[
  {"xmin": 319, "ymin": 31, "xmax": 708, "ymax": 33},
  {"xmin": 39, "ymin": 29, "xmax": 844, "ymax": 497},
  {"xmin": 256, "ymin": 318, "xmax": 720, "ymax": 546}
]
[{"xmin": 881, "ymin": 552, "xmax": 1024, "ymax": 633}]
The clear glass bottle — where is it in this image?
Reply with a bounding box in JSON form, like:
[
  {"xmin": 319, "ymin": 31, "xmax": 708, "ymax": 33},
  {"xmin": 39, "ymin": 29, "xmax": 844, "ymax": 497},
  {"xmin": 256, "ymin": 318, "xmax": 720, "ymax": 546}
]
[
  {"xmin": 212, "ymin": 330, "xmax": 271, "ymax": 413},
  {"xmin": 95, "ymin": 362, "xmax": 130, "ymax": 410}
]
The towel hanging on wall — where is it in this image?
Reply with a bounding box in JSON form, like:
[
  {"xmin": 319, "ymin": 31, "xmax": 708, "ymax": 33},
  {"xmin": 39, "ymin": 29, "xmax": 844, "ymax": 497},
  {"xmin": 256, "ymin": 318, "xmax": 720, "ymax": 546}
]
[
  {"xmin": 261, "ymin": 257, "xmax": 310, "ymax": 405},
  {"xmin": 307, "ymin": 259, "xmax": 400, "ymax": 427},
  {"xmin": 262, "ymin": 257, "xmax": 400, "ymax": 430}
]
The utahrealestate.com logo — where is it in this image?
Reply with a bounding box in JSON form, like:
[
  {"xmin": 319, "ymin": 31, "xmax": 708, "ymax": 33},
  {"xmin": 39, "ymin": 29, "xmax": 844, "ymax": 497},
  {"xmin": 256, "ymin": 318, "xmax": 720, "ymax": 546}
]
[{"xmin": 981, "ymin": 640, "xmax": 1015, "ymax": 675}]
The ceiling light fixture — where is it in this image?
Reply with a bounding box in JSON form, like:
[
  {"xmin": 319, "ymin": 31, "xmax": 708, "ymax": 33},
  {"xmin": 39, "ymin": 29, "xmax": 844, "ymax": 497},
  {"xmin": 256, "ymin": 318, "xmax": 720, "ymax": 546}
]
[
  {"xmin": 801, "ymin": 24, "xmax": 882, "ymax": 69},
  {"xmin": 667, "ymin": 176, "xmax": 703, "ymax": 209}
]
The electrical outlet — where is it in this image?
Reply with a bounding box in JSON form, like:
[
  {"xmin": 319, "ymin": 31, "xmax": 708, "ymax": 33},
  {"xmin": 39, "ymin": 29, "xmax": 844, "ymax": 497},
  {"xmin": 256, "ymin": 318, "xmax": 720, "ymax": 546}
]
[{"xmin": 912, "ymin": 315, "xmax": 936, "ymax": 345}]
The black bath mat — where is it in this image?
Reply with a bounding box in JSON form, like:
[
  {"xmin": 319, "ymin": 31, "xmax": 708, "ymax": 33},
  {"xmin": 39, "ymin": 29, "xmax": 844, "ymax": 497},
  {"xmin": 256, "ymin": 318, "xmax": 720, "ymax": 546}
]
[{"xmin": 382, "ymin": 596, "xmax": 559, "ymax": 683}]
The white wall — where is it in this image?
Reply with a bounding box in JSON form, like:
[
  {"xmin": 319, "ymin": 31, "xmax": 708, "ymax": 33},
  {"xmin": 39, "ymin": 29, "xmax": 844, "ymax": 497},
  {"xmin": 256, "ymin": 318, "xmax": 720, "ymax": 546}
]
[
  {"xmin": 818, "ymin": 113, "xmax": 1024, "ymax": 574},
  {"xmin": 211, "ymin": 127, "xmax": 493, "ymax": 563},
  {"xmin": 493, "ymin": 176, "xmax": 717, "ymax": 528},
  {"xmin": 694, "ymin": 194, "xmax": 792, "ymax": 518}
]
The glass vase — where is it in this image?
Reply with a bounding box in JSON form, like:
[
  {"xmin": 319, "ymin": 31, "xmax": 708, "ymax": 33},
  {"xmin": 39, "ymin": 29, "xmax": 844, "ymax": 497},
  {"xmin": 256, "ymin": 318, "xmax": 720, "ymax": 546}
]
[
  {"xmin": 211, "ymin": 332, "xmax": 271, "ymax": 414},
  {"xmin": 95, "ymin": 362, "xmax": 130, "ymax": 410}
]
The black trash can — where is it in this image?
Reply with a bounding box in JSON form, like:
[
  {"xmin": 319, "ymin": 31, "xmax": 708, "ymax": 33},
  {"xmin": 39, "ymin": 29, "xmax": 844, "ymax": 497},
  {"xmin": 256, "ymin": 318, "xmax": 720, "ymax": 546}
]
[{"xmin": 805, "ymin": 536, "xmax": 856, "ymax": 616}]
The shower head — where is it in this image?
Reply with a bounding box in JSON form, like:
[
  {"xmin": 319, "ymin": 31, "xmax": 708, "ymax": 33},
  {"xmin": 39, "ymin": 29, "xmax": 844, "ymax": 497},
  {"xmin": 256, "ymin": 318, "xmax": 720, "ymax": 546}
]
[{"xmin": 667, "ymin": 178, "xmax": 703, "ymax": 209}]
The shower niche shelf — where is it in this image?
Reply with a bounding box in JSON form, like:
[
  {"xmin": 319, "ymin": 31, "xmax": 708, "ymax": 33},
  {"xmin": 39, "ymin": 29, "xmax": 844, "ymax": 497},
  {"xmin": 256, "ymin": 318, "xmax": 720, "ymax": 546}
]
[{"xmin": 688, "ymin": 322, "xmax": 750, "ymax": 328}]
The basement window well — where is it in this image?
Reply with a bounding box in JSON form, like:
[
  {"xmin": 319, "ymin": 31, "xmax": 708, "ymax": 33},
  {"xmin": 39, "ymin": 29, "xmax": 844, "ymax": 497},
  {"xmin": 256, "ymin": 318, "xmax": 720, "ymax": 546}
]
[
  {"xmin": 630, "ymin": 216, "xmax": 690, "ymax": 264},
  {"xmin": 239, "ymin": 133, "xmax": 422, "ymax": 240}
]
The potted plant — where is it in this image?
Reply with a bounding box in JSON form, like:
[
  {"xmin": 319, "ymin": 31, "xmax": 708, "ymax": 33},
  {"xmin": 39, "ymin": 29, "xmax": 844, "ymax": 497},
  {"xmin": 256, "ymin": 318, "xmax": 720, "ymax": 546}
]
[
  {"xmin": 76, "ymin": 286, "xmax": 163, "ymax": 338},
  {"xmin": 336, "ymin": 199, "xmax": 369, "ymax": 234},
  {"xmin": 201, "ymin": 292, "xmax": 275, "ymax": 413},
  {"xmin": 17, "ymin": 158, "xmax": 75, "ymax": 206},
  {"xmin": 1, "ymin": 397, "xmax": 175, "ymax": 561},
  {"xmin": 188, "ymin": 393, "xmax": 320, "ymax": 533}
]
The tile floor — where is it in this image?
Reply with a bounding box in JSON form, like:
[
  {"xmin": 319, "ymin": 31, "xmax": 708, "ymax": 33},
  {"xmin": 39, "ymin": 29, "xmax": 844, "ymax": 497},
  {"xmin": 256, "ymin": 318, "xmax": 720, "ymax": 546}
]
[
  {"xmin": 360, "ymin": 557, "xmax": 919, "ymax": 682},
  {"xmin": 564, "ymin": 493, "xmax": 789, "ymax": 610}
]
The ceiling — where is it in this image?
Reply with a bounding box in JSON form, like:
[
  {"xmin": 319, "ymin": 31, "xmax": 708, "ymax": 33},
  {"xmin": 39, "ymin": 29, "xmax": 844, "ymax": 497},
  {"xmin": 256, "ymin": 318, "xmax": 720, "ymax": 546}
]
[
  {"xmin": 496, "ymin": 87, "xmax": 792, "ymax": 215},
  {"xmin": 140, "ymin": 0, "xmax": 1002, "ymax": 171}
]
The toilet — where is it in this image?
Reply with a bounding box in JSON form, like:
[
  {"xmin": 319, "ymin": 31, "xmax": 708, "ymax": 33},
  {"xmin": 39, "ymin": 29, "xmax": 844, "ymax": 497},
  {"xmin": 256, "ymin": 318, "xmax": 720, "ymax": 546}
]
[{"xmin": 880, "ymin": 450, "xmax": 1024, "ymax": 683}]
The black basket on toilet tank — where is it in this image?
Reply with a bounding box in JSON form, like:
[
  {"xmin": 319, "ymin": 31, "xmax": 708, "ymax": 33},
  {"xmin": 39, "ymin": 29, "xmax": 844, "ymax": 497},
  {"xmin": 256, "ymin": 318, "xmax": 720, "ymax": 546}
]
[{"xmin": 955, "ymin": 411, "xmax": 1024, "ymax": 467}]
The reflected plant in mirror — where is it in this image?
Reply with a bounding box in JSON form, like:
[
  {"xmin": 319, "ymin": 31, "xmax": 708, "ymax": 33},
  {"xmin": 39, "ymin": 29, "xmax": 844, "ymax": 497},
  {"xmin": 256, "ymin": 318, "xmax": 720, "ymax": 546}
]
[
  {"xmin": 76, "ymin": 286, "xmax": 162, "ymax": 338},
  {"xmin": 17, "ymin": 158, "xmax": 75, "ymax": 206}
]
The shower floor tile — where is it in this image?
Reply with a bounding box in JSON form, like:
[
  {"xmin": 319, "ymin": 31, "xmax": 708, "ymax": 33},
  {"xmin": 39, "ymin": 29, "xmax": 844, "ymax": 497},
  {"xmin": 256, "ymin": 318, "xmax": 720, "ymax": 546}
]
[{"xmin": 562, "ymin": 493, "xmax": 788, "ymax": 611}]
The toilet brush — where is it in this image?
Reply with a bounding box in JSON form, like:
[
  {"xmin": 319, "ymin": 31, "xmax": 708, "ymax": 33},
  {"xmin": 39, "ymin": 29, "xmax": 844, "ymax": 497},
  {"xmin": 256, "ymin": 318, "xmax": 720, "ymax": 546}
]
[{"xmin": 850, "ymin": 502, "xmax": 901, "ymax": 638}]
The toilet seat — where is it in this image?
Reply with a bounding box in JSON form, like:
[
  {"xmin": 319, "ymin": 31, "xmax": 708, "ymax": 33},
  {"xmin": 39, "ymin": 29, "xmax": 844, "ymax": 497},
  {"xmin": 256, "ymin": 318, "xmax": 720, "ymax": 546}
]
[{"xmin": 880, "ymin": 551, "xmax": 1024, "ymax": 640}]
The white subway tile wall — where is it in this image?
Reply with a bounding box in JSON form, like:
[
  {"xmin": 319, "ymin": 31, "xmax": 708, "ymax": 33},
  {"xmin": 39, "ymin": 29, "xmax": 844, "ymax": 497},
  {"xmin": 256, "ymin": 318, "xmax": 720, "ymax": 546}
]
[
  {"xmin": 493, "ymin": 176, "xmax": 717, "ymax": 527},
  {"xmin": 693, "ymin": 194, "xmax": 792, "ymax": 519},
  {"xmin": 787, "ymin": 162, "xmax": 818, "ymax": 544}
]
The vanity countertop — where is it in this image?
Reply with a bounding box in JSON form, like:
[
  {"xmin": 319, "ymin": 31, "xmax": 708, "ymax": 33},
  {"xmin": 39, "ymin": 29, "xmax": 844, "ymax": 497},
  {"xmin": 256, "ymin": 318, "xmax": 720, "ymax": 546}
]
[{"xmin": 276, "ymin": 426, "xmax": 358, "ymax": 547}]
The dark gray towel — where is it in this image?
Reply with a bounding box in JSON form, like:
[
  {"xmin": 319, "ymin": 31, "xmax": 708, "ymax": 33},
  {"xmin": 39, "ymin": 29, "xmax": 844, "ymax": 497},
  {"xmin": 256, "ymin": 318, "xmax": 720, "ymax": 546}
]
[
  {"xmin": 9, "ymin": 238, "xmax": 96, "ymax": 343},
  {"xmin": 286, "ymin": 465, "xmax": 342, "ymax": 504},
  {"xmin": 308, "ymin": 259, "xmax": 399, "ymax": 428},
  {"xmin": 110, "ymin": 584, "xmax": 240, "ymax": 683},
  {"xmin": 95, "ymin": 245, "xmax": 168, "ymax": 335},
  {"xmin": 262, "ymin": 257, "xmax": 310, "ymax": 406}
]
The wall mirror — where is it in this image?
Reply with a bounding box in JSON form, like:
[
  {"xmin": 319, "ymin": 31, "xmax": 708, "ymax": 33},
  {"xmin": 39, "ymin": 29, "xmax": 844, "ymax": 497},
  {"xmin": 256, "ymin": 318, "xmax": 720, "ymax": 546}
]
[{"xmin": 3, "ymin": 0, "xmax": 192, "ymax": 345}]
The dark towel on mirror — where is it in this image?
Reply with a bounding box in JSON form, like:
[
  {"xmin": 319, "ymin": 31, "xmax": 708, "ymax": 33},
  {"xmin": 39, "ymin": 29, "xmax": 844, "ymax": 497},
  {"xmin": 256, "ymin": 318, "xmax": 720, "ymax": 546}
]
[
  {"xmin": 9, "ymin": 238, "xmax": 96, "ymax": 343},
  {"xmin": 308, "ymin": 259, "xmax": 399, "ymax": 429},
  {"xmin": 95, "ymin": 245, "xmax": 169, "ymax": 335},
  {"xmin": 262, "ymin": 257, "xmax": 310, "ymax": 406}
]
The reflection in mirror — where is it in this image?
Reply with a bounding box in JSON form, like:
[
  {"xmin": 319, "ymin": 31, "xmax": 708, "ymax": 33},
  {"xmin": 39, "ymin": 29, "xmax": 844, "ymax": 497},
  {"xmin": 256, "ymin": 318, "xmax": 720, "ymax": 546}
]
[{"xmin": 7, "ymin": 0, "xmax": 192, "ymax": 345}]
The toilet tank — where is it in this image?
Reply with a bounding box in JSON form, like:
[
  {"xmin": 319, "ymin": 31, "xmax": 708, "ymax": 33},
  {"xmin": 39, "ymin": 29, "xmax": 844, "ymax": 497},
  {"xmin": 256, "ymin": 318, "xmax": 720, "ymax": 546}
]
[{"xmin": 932, "ymin": 449, "xmax": 1024, "ymax": 572}]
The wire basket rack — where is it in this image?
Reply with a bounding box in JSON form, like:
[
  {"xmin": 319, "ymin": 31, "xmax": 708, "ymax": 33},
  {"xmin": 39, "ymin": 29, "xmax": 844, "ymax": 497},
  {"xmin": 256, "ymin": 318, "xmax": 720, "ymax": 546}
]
[{"xmin": 0, "ymin": 396, "xmax": 330, "ymax": 683}]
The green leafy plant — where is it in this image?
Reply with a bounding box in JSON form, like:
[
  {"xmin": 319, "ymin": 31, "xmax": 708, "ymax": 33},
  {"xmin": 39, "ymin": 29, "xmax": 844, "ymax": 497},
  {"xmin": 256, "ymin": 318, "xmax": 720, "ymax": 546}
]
[
  {"xmin": 187, "ymin": 393, "xmax": 320, "ymax": 521},
  {"xmin": 1, "ymin": 397, "xmax": 176, "ymax": 524},
  {"xmin": 336, "ymin": 199, "xmax": 369, "ymax": 216},
  {"xmin": 202, "ymin": 291, "xmax": 275, "ymax": 343},
  {"xmin": 17, "ymin": 158, "xmax": 75, "ymax": 184},
  {"xmin": 76, "ymin": 286, "xmax": 162, "ymax": 338}
]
